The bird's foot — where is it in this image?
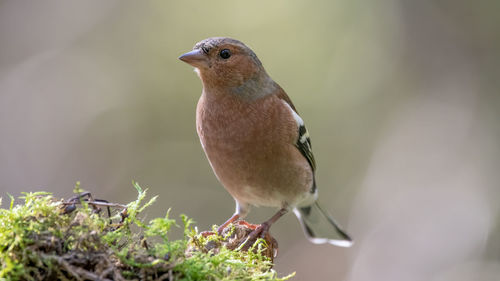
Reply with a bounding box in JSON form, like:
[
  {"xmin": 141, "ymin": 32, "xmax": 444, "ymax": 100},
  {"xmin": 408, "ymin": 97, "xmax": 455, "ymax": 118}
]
[
  {"xmin": 216, "ymin": 218, "xmax": 258, "ymax": 235},
  {"xmin": 200, "ymin": 231, "xmax": 216, "ymax": 237},
  {"xmin": 234, "ymin": 220, "xmax": 260, "ymax": 230},
  {"xmin": 194, "ymin": 220, "xmax": 278, "ymax": 261},
  {"xmin": 202, "ymin": 219, "xmax": 254, "ymax": 238},
  {"xmin": 240, "ymin": 222, "xmax": 271, "ymax": 251},
  {"xmin": 216, "ymin": 225, "xmax": 227, "ymax": 235}
]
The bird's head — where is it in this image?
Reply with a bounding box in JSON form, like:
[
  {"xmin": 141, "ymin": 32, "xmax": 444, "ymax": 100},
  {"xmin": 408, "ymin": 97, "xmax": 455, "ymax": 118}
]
[{"xmin": 179, "ymin": 37, "xmax": 276, "ymax": 98}]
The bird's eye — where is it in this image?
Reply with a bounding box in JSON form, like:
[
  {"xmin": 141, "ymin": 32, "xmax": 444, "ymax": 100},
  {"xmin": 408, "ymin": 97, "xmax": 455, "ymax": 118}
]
[{"xmin": 219, "ymin": 49, "xmax": 231, "ymax": 59}]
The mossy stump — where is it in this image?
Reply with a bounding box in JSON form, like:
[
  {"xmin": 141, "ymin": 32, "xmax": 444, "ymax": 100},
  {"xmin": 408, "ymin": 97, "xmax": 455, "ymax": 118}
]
[{"xmin": 0, "ymin": 184, "xmax": 294, "ymax": 281}]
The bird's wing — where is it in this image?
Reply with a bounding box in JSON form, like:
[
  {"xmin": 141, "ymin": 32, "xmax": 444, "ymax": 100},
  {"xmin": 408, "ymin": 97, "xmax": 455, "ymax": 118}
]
[{"xmin": 276, "ymin": 89, "xmax": 317, "ymax": 173}]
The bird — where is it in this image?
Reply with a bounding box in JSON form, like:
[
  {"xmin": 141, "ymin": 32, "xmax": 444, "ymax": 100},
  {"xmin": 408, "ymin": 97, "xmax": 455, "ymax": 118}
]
[{"xmin": 179, "ymin": 37, "xmax": 352, "ymax": 247}]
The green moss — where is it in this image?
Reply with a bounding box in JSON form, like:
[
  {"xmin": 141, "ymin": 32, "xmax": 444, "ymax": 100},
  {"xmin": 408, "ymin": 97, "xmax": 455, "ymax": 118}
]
[{"xmin": 0, "ymin": 183, "xmax": 294, "ymax": 281}]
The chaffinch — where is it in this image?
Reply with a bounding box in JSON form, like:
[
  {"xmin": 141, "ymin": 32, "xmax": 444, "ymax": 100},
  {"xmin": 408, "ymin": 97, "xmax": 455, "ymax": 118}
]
[{"xmin": 179, "ymin": 37, "xmax": 352, "ymax": 247}]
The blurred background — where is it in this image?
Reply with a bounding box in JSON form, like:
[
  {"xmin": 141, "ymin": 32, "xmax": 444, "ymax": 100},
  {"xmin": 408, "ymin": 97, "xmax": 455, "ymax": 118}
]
[{"xmin": 1, "ymin": 0, "xmax": 499, "ymax": 280}]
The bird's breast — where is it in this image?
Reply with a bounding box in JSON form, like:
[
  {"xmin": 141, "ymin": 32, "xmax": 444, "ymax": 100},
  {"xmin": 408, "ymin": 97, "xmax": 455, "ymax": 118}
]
[
  {"xmin": 196, "ymin": 92, "xmax": 295, "ymax": 161},
  {"xmin": 195, "ymin": 92, "xmax": 313, "ymax": 207}
]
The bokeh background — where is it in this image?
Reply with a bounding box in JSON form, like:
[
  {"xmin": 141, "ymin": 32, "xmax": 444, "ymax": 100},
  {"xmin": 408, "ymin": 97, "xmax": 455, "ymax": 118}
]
[{"xmin": 1, "ymin": 0, "xmax": 499, "ymax": 280}]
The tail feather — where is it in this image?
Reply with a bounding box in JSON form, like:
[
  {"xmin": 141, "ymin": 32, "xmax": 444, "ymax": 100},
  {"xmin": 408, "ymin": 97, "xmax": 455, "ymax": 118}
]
[{"xmin": 293, "ymin": 201, "xmax": 353, "ymax": 247}]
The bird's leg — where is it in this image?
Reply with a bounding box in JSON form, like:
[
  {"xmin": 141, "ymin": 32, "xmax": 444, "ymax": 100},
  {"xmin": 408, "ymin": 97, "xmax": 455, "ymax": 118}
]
[
  {"xmin": 201, "ymin": 213, "xmax": 241, "ymax": 237},
  {"xmin": 217, "ymin": 213, "xmax": 240, "ymax": 235},
  {"xmin": 241, "ymin": 208, "xmax": 288, "ymax": 249}
]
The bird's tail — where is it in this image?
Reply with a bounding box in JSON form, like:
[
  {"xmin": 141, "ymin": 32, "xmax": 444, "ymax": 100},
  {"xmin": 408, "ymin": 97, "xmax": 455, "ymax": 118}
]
[{"xmin": 293, "ymin": 201, "xmax": 353, "ymax": 247}]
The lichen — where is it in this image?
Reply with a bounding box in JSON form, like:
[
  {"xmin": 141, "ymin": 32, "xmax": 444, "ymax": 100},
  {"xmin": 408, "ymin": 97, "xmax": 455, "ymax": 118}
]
[{"xmin": 0, "ymin": 183, "xmax": 294, "ymax": 281}]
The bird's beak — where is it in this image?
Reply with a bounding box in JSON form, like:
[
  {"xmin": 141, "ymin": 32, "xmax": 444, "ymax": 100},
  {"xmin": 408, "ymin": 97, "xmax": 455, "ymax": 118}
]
[{"xmin": 179, "ymin": 49, "xmax": 208, "ymax": 68}]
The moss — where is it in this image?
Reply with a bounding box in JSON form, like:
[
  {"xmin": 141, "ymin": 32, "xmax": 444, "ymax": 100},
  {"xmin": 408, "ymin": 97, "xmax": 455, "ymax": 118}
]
[{"xmin": 0, "ymin": 183, "xmax": 294, "ymax": 281}]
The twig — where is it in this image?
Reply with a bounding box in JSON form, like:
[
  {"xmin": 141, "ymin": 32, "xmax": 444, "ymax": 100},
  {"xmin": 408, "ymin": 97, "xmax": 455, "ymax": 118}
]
[{"xmin": 40, "ymin": 253, "xmax": 114, "ymax": 281}]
